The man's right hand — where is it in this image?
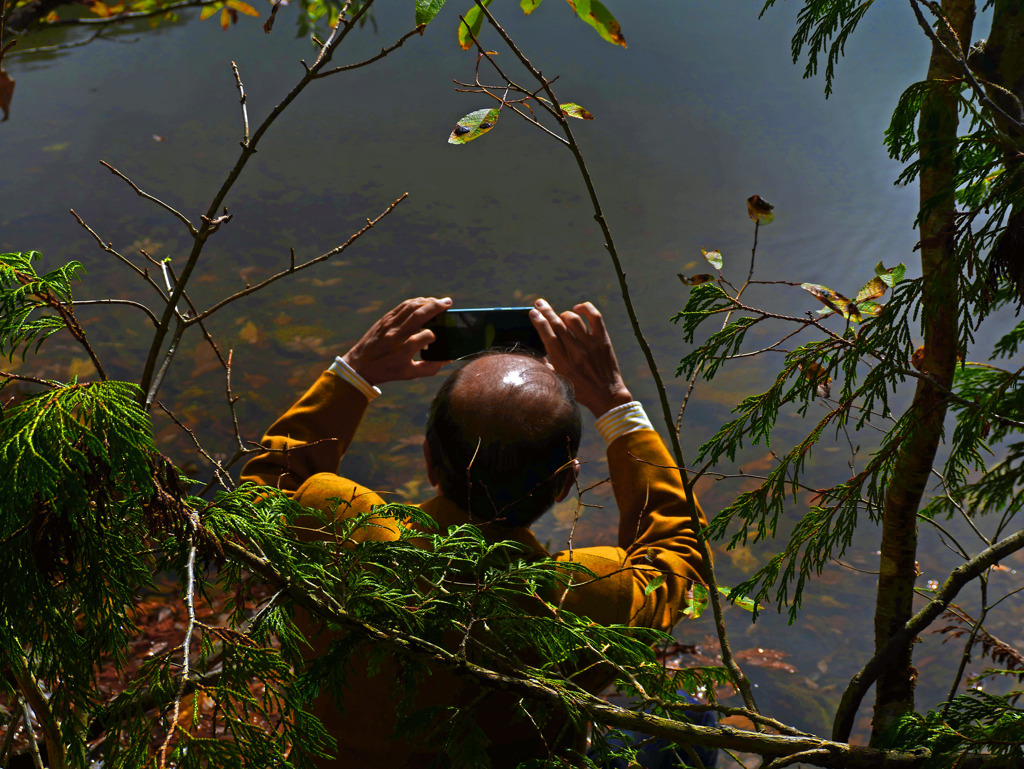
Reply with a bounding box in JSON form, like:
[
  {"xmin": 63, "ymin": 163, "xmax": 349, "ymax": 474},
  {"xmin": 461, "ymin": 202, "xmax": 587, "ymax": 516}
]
[
  {"xmin": 530, "ymin": 298, "xmax": 634, "ymax": 417},
  {"xmin": 341, "ymin": 296, "xmax": 452, "ymax": 386}
]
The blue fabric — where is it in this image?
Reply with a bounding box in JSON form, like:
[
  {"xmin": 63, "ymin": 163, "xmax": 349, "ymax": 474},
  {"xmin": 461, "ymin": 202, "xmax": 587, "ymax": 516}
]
[{"xmin": 589, "ymin": 692, "xmax": 718, "ymax": 769}]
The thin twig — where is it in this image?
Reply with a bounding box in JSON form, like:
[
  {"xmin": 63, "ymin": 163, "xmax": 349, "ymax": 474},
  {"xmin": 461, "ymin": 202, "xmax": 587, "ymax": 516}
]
[
  {"xmin": 69, "ymin": 209, "xmax": 169, "ymax": 300},
  {"xmin": 73, "ymin": 298, "xmax": 159, "ymax": 326},
  {"xmin": 139, "ymin": 0, "xmax": 378, "ymax": 404},
  {"xmin": 190, "ymin": 192, "xmax": 408, "ymax": 323},
  {"xmin": 159, "ymin": 541, "xmax": 198, "ymax": 769},
  {"xmin": 231, "ymin": 61, "xmax": 249, "ymax": 145},
  {"xmin": 314, "ymin": 23, "xmax": 425, "ymax": 77},
  {"xmin": 99, "ymin": 161, "xmax": 198, "ymax": 237},
  {"xmin": 6, "ymin": 28, "xmax": 104, "ymax": 56},
  {"xmin": 19, "ymin": 695, "xmax": 43, "ymax": 769}
]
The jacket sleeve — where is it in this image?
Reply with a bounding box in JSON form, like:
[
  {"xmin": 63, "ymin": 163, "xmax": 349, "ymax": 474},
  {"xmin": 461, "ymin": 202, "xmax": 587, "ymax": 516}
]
[
  {"xmin": 550, "ymin": 429, "xmax": 706, "ymax": 632},
  {"xmin": 240, "ymin": 371, "xmax": 396, "ymax": 538}
]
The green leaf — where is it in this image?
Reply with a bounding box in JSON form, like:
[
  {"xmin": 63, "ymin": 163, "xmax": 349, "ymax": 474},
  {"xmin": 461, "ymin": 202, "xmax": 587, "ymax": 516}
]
[
  {"xmin": 448, "ymin": 107, "xmax": 499, "ymax": 144},
  {"xmin": 200, "ymin": 3, "xmax": 221, "ymax": 20},
  {"xmin": 702, "ymin": 248, "xmax": 723, "ymax": 270},
  {"xmin": 560, "ymin": 102, "xmax": 594, "ymax": 120},
  {"xmin": 416, "ymin": 0, "xmax": 446, "ymax": 25},
  {"xmin": 567, "ymin": 0, "xmax": 625, "ymax": 46},
  {"xmin": 718, "ymin": 585, "xmax": 758, "ymax": 612},
  {"xmin": 683, "ymin": 583, "xmax": 708, "ymax": 619},
  {"xmin": 643, "ymin": 574, "xmax": 666, "ymax": 596},
  {"xmin": 457, "ymin": 0, "xmax": 492, "ymax": 50},
  {"xmin": 520, "ymin": 0, "xmax": 542, "ymax": 13},
  {"xmin": 857, "ymin": 301, "xmax": 883, "ymax": 318},
  {"xmin": 875, "ymin": 261, "xmax": 907, "ymax": 287}
]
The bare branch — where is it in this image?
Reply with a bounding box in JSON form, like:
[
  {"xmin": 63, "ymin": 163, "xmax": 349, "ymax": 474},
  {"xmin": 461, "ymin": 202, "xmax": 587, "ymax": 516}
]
[
  {"xmin": 315, "ymin": 23, "xmax": 425, "ymax": 78},
  {"xmin": 73, "ymin": 298, "xmax": 159, "ymax": 326},
  {"xmin": 98, "ymin": 161, "xmax": 199, "ymax": 237},
  {"xmin": 190, "ymin": 192, "xmax": 408, "ymax": 323}
]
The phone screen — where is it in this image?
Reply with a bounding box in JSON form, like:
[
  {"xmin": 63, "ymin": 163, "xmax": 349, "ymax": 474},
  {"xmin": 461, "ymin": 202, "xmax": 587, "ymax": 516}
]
[{"xmin": 422, "ymin": 307, "xmax": 544, "ymax": 361}]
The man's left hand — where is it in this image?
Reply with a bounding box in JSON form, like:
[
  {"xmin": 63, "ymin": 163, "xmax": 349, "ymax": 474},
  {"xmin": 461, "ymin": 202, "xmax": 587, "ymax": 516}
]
[{"xmin": 341, "ymin": 296, "xmax": 452, "ymax": 385}]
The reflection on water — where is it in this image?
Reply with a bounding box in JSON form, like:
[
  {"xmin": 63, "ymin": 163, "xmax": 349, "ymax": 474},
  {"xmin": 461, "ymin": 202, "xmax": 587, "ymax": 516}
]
[{"xmin": 2, "ymin": 0, "xmax": 1003, "ymax": 739}]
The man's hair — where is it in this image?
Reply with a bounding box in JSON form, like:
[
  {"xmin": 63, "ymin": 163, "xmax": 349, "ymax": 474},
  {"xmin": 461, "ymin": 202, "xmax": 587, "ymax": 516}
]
[{"xmin": 425, "ymin": 351, "xmax": 582, "ymax": 527}]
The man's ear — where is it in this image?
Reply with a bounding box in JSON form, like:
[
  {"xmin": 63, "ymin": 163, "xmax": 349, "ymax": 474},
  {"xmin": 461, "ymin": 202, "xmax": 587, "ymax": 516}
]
[
  {"xmin": 554, "ymin": 459, "xmax": 581, "ymax": 503},
  {"xmin": 424, "ymin": 439, "xmax": 438, "ymax": 488}
]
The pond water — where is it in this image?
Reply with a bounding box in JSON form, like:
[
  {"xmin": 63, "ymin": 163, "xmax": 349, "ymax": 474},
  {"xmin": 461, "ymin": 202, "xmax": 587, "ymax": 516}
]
[{"xmin": 4, "ymin": 0, "xmax": 1020, "ymax": 746}]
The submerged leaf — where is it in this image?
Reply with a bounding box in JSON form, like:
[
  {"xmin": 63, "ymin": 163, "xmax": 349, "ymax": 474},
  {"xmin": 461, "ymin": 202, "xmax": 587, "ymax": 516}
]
[
  {"xmin": 746, "ymin": 194, "xmax": 774, "ymax": 224},
  {"xmin": 679, "ymin": 274, "xmax": 715, "ymax": 286},
  {"xmin": 560, "ymin": 102, "xmax": 594, "ymax": 120},
  {"xmin": 702, "ymin": 248, "xmax": 723, "ymax": 270},
  {"xmin": 448, "ymin": 107, "xmax": 499, "ymax": 144}
]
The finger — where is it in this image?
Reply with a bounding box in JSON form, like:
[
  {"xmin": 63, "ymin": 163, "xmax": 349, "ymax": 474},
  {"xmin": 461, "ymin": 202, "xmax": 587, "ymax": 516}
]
[
  {"xmin": 405, "ymin": 327, "xmax": 436, "ymax": 352},
  {"xmin": 574, "ymin": 302, "xmax": 608, "ymax": 339},
  {"xmin": 398, "ymin": 296, "xmax": 451, "ymax": 335},
  {"xmin": 560, "ymin": 310, "xmax": 589, "ymax": 341},
  {"xmin": 531, "ymin": 301, "xmax": 567, "ymax": 357}
]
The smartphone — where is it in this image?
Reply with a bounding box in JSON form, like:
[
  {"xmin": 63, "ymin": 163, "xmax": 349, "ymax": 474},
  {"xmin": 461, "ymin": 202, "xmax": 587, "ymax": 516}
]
[{"xmin": 421, "ymin": 307, "xmax": 544, "ymax": 361}]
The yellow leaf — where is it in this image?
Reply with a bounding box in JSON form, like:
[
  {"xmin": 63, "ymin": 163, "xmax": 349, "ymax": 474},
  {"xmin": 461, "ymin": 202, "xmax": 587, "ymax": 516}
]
[
  {"xmin": 200, "ymin": 3, "xmax": 220, "ymax": 19},
  {"xmin": 220, "ymin": 6, "xmax": 231, "ymax": 28},
  {"xmin": 226, "ymin": 0, "xmax": 259, "ymax": 16}
]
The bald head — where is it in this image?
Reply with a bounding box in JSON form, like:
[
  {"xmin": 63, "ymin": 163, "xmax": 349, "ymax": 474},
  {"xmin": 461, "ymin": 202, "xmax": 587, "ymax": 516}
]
[{"xmin": 425, "ymin": 352, "xmax": 582, "ymax": 526}]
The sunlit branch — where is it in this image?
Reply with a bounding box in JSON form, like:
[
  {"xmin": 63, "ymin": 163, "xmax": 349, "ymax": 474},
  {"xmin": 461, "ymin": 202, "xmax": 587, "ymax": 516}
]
[
  {"xmin": 231, "ymin": 61, "xmax": 249, "ymax": 145},
  {"xmin": 159, "ymin": 541, "xmax": 198, "ymax": 769},
  {"xmin": 41, "ymin": 0, "xmax": 218, "ymax": 25}
]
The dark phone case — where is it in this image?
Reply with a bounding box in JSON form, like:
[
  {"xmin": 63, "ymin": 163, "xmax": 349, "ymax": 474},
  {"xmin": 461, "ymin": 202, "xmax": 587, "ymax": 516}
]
[{"xmin": 422, "ymin": 308, "xmax": 544, "ymax": 361}]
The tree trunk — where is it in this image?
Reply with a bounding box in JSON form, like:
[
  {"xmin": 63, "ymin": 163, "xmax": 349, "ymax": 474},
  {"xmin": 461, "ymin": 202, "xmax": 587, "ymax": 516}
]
[{"xmin": 871, "ymin": 0, "xmax": 974, "ymax": 742}]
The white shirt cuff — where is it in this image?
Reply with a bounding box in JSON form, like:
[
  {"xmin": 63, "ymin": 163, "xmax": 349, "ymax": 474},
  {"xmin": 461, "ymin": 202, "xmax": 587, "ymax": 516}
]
[
  {"xmin": 328, "ymin": 356, "xmax": 381, "ymax": 402},
  {"xmin": 595, "ymin": 401, "xmax": 653, "ymax": 445}
]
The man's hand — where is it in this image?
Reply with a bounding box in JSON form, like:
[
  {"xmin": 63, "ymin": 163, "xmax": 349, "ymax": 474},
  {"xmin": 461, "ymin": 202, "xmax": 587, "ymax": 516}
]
[
  {"xmin": 530, "ymin": 298, "xmax": 633, "ymax": 417},
  {"xmin": 341, "ymin": 297, "xmax": 452, "ymax": 386}
]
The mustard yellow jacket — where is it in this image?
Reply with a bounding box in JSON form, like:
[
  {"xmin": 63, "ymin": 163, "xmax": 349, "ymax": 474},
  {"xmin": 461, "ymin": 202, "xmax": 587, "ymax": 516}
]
[{"xmin": 241, "ymin": 370, "xmax": 706, "ymax": 767}]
